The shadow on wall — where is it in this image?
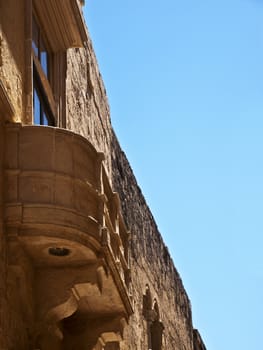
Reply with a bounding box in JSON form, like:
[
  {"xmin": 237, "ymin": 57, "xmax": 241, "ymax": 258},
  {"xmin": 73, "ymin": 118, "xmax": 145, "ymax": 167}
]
[{"xmin": 143, "ymin": 285, "xmax": 164, "ymax": 350}]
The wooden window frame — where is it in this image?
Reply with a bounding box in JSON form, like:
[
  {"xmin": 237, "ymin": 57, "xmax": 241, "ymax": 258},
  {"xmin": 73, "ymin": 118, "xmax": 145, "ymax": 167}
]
[
  {"xmin": 32, "ymin": 13, "xmax": 56, "ymax": 126},
  {"xmin": 33, "ymin": 66, "xmax": 55, "ymax": 126},
  {"xmin": 25, "ymin": 0, "xmax": 84, "ymax": 126}
]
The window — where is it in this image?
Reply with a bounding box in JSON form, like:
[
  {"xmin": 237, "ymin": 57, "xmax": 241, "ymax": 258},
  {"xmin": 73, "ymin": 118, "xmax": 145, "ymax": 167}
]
[
  {"xmin": 29, "ymin": 0, "xmax": 87, "ymax": 128},
  {"xmin": 32, "ymin": 14, "xmax": 55, "ymax": 126},
  {"xmin": 32, "ymin": 15, "xmax": 49, "ymax": 77},
  {"xmin": 33, "ymin": 73, "xmax": 54, "ymax": 126},
  {"xmin": 143, "ymin": 286, "xmax": 164, "ymax": 350}
]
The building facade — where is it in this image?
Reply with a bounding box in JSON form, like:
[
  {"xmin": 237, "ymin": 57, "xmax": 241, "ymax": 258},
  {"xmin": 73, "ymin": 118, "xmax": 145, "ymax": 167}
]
[{"xmin": 0, "ymin": 1, "xmax": 206, "ymax": 349}]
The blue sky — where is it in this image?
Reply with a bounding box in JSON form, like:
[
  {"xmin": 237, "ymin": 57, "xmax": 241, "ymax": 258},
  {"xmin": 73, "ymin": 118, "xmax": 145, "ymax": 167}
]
[{"xmin": 84, "ymin": 1, "xmax": 263, "ymax": 349}]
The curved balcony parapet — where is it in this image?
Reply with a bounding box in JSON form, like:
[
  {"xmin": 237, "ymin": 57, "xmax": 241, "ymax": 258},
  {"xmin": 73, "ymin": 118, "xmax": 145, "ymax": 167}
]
[
  {"xmin": 4, "ymin": 123, "xmax": 133, "ymax": 317},
  {"xmin": 5, "ymin": 124, "xmax": 103, "ymax": 240},
  {"xmin": 5, "ymin": 124, "xmax": 104, "ymax": 189}
]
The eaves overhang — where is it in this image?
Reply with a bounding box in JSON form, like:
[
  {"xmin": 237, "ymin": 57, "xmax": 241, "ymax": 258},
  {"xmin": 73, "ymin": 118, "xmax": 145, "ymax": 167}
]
[{"xmin": 34, "ymin": 0, "xmax": 88, "ymax": 52}]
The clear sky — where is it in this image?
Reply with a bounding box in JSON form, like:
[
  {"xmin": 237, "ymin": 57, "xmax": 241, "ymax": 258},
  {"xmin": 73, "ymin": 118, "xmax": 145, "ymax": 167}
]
[{"xmin": 84, "ymin": 1, "xmax": 263, "ymax": 349}]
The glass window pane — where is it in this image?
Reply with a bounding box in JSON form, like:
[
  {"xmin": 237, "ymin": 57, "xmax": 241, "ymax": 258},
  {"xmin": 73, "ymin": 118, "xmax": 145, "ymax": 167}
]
[
  {"xmin": 33, "ymin": 17, "xmax": 50, "ymax": 79},
  {"xmin": 40, "ymin": 51, "xmax": 49, "ymax": 77},
  {"xmin": 42, "ymin": 111, "xmax": 49, "ymax": 126},
  {"xmin": 33, "ymin": 79, "xmax": 54, "ymax": 126},
  {"xmin": 33, "ymin": 88, "xmax": 41, "ymax": 125},
  {"xmin": 40, "ymin": 37, "xmax": 49, "ymax": 77}
]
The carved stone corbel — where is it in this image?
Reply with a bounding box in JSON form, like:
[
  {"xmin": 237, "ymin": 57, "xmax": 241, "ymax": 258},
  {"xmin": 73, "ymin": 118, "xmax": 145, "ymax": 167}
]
[
  {"xmin": 34, "ymin": 289, "xmax": 79, "ymax": 350},
  {"xmin": 92, "ymin": 328, "xmax": 124, "ymax": 350}
]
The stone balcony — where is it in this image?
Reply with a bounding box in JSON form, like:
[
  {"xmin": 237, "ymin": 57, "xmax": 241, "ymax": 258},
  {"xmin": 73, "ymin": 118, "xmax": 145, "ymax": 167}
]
[{"xmin": 4, "ymin": 124, "xmax": 132, "ymax": 349}]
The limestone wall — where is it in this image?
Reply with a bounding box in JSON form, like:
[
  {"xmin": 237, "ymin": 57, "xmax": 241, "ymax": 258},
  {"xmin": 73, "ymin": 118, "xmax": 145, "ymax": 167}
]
[
  {"xmin": 111, "ymin": 134, "xmax": 193, "ymax": 350},
  {"xmin": 0, "ymin": 125, "xmax": 35, "ymax": 350},
  {"xmin": 65, "ymin": 28, "xmax": 194, "ymax": 350},
  {"xmin": 0, "ymin": 0, "xmax": 27, "ymax": 122},
  {"xmin": 0, "ymin": 2, "xmax": 34, "ymax": 347},
  {"xmin": 66, "ymin": 39, "xmax": 113, "ymax": 179},
  {"xmin": 0, "ymin": 2, "xmax": 198, "ymax": 347},
  {"xmin": 0, "ymin": 121, "xmax": 7, "ymax": 349}
]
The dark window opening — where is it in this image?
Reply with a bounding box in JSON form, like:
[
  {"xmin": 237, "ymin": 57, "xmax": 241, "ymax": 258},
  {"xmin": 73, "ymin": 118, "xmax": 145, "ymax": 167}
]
[
  {"xmin": 150, "ymin": 320, "xmax": 164, "ymax": 350},
  {"xmin": 32, "ymin": 15, "xmax": 50, "ymax": 78},
  {"xmin": 143, "ymin": 287, "xmax": 164, "ymax": 350},
  {"xmin": 33, "ymin": 66, "xmax": 54, "ymax": 126},
  {"xmin": 32, "ymin": 14, "xmax": 55, "ymax": 126}
]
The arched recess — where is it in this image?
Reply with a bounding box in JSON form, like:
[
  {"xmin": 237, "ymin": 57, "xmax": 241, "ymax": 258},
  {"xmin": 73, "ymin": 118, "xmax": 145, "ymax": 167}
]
[{"xmin": 143, "ymin": 286, "xmax": 164, "ymax": 350}]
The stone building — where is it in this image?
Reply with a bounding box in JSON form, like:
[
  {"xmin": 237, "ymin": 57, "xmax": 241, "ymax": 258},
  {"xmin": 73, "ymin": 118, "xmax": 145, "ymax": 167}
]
[{"xmin": 0, "ymin": 1, "xmax": 206, "ymax": 349}]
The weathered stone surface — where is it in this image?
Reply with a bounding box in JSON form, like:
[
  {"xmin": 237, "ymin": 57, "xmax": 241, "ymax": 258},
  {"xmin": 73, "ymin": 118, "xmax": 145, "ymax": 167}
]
[
  {"xmin": 64, "ymin": 35, "xmax": 194, "ymax": 350},
  {"xmin": 193, "ymin": 329, "xmax": 207, "ymax": 350},
  {"xmin": 0, "ymin": 1, "xmax": 206, "ymax": 349},
  {"xmin": 0, "ymin": 0, "xmax": 26, "ymax": 121},
  {"xmin": 66, "ymin": 44, "xmax": 113, "ymax": 180},
  {"xmin": 0, "ymin": 121, "xmax": 8, "ymax": 350},
  {"xmin": 111, "ymin": 135, "xmax": 193, "ymax": 349}
]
